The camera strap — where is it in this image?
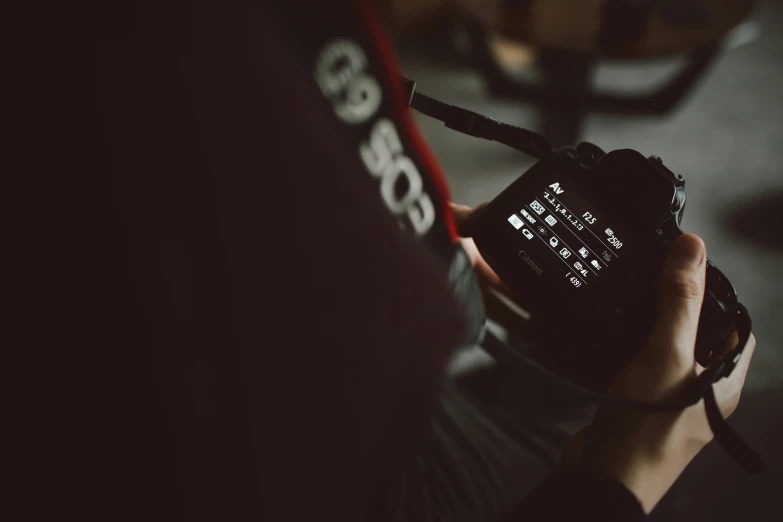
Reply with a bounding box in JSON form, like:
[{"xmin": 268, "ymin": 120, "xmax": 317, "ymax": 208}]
[
  {"xmin": 400, "ymin": 78, "xmax": 554, "ymax": 160},
  {"xmin": 483, "ymin": 305, "xmax": 760, "ymax": 473},
  {"xmin": 402, "ymin": 78, "xmax": 763, "ymax": 474}
]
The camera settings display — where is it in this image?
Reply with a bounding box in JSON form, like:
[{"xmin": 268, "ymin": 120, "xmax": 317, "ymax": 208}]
[{"xmin": 506, "ymin": 181, "xmax": 633, "ymax": 290}]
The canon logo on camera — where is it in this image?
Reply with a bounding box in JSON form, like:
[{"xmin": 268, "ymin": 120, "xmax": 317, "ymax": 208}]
[{"xmin": 518, "ymin": 250, "xmax": 543, "ymax": 276}]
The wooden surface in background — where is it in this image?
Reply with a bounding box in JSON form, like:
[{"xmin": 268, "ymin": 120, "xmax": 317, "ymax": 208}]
[
  {"xmin": 461, "ymin": 0, "xmax": 757, "ymax": 58},
  {"xmin": 383, "ymin": 0, "xmax": 451, "ymax": 32}
]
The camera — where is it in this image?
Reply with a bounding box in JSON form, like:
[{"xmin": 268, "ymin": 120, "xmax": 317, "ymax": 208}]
[
  {"xmin": 471, "ymin": 145, "xmax": 739, "ymax": 390},
  {"xmin": 403, "ymin": 77, "xmax": 759, "ymax": 471}
]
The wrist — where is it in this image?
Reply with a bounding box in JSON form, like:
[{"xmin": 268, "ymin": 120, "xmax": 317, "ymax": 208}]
[{"xmin": 582, "ymin": 413, "xmax": 700, "ymax": 513}]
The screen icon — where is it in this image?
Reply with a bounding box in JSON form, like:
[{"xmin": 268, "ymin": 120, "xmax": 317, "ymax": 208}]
[
  {"xmin": 545, "ymin": 215, "xmax": 557, "ymax": 226},
  {"xmin": 579, "ymin": 247, "xmax": 589, "ymax": 258},
  {"xmin": 591, "ymin": 260, "xmax": 602, "ymax": 270},
  {"xmin": 560, "ymin": 248, "xmax": 571, "ymax": 259},
  {"xmin": 530, "ymin": 201, "xmax": 546, "ymax": 215},
  {"xmin": 549, "ymin": 237, "xmax": 558, "ymax": 248},
  {"xmin": 508, "ymin": 215, "xmax": 523, "ymax": 229},
  {"xmin": 521, "ymin": 209, "xmax": 537, "ymax": 224},
  {"xmin": 605, "ymin": 228, "xmax": 614, "ymax": 236},
  {"xmin": 522, "ymin": 228, "xmax": 534, "ymax": 240}
]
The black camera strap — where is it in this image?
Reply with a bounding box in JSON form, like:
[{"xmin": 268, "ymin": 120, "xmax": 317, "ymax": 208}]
[
  {"xmin": 400, "ymin": 78, "xmax": 554, "ymax": 160},
  {"xmin": 483, "ymin": 305, "xmax": 760, "ymax": 474},
  {"xmin": 402, "ymin": 78, "xmax": 763, "ymax": 474}
]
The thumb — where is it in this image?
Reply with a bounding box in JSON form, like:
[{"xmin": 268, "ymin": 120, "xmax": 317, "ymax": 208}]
[{"xmin": 642, "ymin": 234, "xmax": 707, "ymax": 369}]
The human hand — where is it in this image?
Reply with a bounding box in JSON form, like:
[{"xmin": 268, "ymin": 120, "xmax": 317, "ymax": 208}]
[
  {"xmin": 451, "ymin": 202, "xmax": 531, "ymax": 337},
  {"xmin": 559, "ymin": 234, "xmax": 756, "ymax": 513}
]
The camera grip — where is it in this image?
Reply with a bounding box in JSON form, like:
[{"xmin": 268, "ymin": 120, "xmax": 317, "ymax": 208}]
[
  {"xmin": 695, "ymin": 262, "xmax": 739, "ymax": 366},
  {"xmin": 655, "ymin": 219, "xmax": 738, "ymax": 366}
]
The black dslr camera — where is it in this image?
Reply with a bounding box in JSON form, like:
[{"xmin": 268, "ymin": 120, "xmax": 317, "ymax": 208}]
[
  {"xmin": 402, "ymin": 76, "xmax": 745, "ymax": 391},
  {"xmin": 470, "ymin": 145, "xmax": 738, "ymax": 390},
  {"xmin": 404, "ymin": 77, "xmax": 760, "ymax": 473}
]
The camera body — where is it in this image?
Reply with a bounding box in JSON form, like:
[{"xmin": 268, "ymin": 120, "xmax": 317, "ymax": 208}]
[{"xmin": 472, "ymin": 144, "xmax": 738, "ymax": 390}]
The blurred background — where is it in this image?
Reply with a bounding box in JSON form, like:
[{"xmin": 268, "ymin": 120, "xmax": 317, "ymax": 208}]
[{"xmin": 382, "ymin": 0, "xmax": 782, "ymax": 519}]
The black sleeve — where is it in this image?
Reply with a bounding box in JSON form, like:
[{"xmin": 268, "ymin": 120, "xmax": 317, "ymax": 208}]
[
  {"xmin": 394, "ymin": 378, "xmax": 647, "ymax": 522},
  {"xmin": 506, "ymin": 467, "xmax": 646, "ymax": 521},
  {"xmin": 99, "ymin": 2, "xmax": 466, "ymax": 521}
]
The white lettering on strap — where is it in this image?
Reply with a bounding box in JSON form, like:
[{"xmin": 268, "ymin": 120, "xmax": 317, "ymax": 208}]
[{"xmin": 314, "ymin": 40, "xmax": 434, "ymax": 236}]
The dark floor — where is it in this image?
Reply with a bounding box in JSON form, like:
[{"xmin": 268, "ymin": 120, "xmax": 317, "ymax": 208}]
[{"xmin": 399, "ymin": 1, "xmax": 783, "ymax": 520}]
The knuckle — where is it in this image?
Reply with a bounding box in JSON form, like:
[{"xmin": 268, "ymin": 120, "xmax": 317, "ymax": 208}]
[
  {"xmin": 716, "ymin": 374, "xmax": 747, "ymax": 418},
  {"xmin": 723, "ymin": 392, "xmax": 741, "ymax": 418},
  {"xmin": 666, "ymin": 268, "xmax": 703, "ymax": 300}
]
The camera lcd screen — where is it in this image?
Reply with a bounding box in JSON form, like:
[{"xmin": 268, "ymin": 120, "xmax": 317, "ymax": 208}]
[{"xmin": 504, "ymin": 180, "xmax": 633, "ymax": 291}]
